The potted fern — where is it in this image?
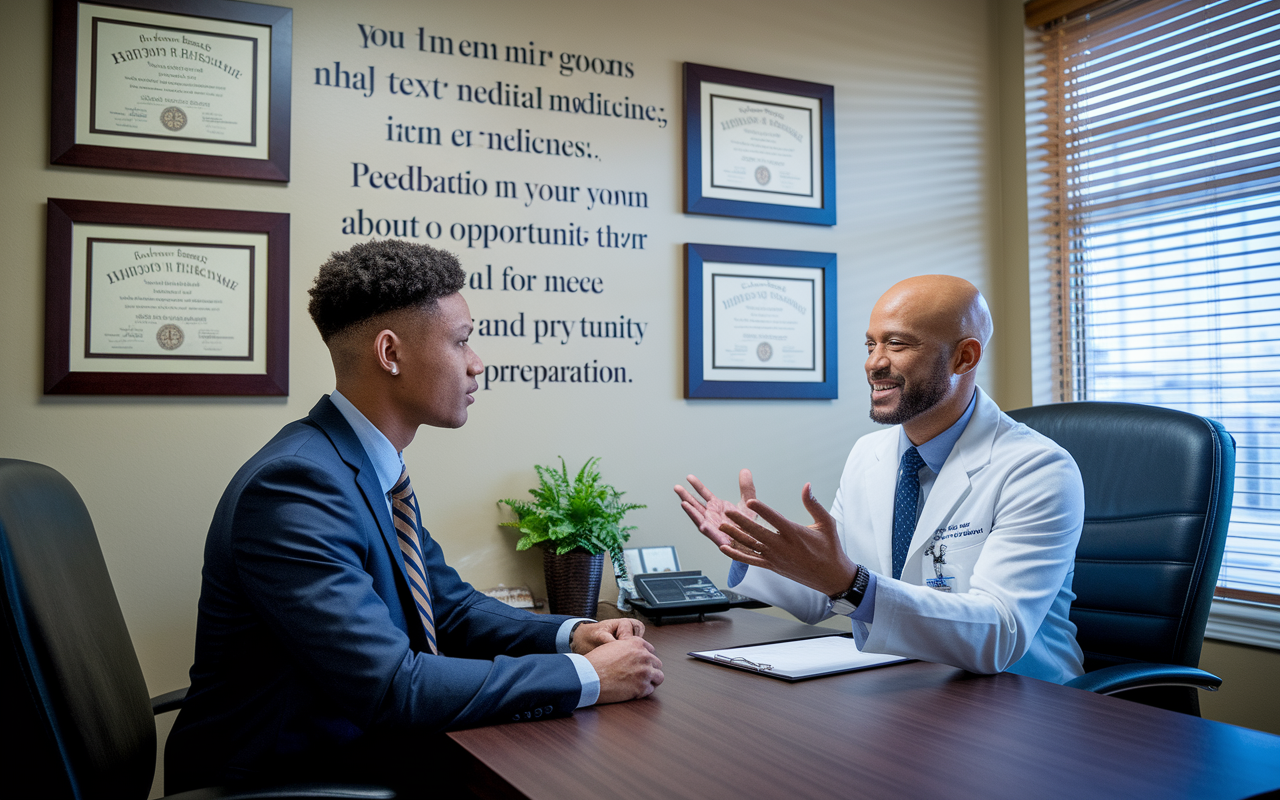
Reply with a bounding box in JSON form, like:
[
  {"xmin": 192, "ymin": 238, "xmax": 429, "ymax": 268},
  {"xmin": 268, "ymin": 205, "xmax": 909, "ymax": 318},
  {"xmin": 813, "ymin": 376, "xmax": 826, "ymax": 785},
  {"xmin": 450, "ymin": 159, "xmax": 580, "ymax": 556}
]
[{"xmin": 499, "ymin": 456, "xmax": 644, "ymax": 616}]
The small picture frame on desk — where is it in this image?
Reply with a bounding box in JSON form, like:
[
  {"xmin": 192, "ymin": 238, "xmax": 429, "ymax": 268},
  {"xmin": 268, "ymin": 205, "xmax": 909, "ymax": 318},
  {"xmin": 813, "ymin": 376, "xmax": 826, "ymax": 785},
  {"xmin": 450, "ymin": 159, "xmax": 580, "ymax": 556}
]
[
  {"xmin": 44, "ymin": 198, "xmax": 290, "ymax": 396},
  {"xmin": 684, "ymin": 62, "xmax": 836, "ymax": 225},
  {"xmin": 50, "ymin": 0, "xmax": 293, "ymax": 181},
  {"xmin": 685, "ymin": 243, "xmax": 838, "ymax": 400}
]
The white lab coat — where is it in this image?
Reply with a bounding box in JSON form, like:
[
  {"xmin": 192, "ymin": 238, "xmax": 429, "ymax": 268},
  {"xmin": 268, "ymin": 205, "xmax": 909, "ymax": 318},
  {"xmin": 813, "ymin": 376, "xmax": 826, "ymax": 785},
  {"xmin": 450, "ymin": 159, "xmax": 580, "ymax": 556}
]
[{"xmin": 735, "ymin": 389, "xmax": 1086, "ymax": 683}]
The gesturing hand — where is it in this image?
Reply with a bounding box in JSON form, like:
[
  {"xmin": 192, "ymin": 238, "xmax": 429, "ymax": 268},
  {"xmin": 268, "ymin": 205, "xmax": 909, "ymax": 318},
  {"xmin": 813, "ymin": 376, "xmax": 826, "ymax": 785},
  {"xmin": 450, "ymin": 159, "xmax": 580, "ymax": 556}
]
[
  {"xmin": 674, "ymin": 469, "xmax": 758, "ymax": 549},
  {"xmin": 720, "ymin": 483, "xmax": 857, "ymax": 597}
]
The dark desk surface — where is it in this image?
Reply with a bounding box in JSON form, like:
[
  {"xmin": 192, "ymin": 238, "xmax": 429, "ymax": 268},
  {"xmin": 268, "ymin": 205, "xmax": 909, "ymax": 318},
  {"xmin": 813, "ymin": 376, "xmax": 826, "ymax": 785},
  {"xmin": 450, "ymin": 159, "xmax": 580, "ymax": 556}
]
[{"xmin": 449, "ymin": 608, "xmax": 1280, "ymax": 800}]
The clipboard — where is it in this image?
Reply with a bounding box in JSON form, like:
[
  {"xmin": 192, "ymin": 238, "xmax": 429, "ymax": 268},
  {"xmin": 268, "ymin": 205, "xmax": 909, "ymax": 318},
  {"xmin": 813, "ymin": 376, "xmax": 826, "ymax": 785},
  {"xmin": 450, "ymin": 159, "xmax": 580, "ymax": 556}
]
[{"xmin": 689, "ymin": 633, "xmax": 911, "ymax": 681}]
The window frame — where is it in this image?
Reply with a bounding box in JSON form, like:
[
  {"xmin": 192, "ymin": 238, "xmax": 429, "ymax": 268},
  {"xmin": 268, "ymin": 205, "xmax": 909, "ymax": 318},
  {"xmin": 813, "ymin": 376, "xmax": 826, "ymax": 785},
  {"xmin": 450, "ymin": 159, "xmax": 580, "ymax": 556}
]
[{"xmin": 1025, "ymin": 0, "xmax": 1280, "ymax": 647}]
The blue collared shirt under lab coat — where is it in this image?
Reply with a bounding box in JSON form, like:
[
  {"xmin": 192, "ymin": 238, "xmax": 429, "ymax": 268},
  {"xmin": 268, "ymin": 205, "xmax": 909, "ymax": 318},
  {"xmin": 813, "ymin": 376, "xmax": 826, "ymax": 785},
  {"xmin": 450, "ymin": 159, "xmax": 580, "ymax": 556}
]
[{"xmin": 728, "ymin": 391, "xmax": 979, "ymax": 623}]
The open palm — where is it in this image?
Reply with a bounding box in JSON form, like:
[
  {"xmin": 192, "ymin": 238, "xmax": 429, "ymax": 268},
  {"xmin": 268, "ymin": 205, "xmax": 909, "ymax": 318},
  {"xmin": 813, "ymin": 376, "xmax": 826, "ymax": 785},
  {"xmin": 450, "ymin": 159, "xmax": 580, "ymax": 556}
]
[{"xmin": 674, "ymin": 469, "xmax": 758, "ymax": 549}]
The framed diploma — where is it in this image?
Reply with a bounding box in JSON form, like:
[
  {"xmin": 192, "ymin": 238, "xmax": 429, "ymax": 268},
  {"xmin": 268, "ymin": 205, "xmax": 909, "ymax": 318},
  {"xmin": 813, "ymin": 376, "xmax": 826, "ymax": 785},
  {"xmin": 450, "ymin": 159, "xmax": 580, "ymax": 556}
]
[
  {"xmin": 45, "ymin": 198, "xmax": 289, "ymax": 395},
  {"xmin": 684, "ymin": 63, "xmax": 836, "ymax": 226},
  {"xmin": 50, "ymin": 0, "xmax": 292, "ymax": 181},
  {"xmin": 685, "ymin": 243, "xmax": 837, "ymax": 399}
]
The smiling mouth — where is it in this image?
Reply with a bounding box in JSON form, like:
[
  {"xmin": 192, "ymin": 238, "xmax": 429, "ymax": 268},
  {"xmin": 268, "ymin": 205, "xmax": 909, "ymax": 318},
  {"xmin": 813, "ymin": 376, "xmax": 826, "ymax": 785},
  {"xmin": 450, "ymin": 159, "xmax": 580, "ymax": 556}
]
[{"xmin": 869, "ymin": 380, "xmax": 902, "ymax": 402}]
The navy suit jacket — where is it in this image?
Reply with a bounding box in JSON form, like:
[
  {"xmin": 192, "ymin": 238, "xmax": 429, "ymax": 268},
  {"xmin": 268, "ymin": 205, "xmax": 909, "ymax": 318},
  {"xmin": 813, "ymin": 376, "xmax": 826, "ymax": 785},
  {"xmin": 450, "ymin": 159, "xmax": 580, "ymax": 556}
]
[{"xmin": 166, "ymin": 396, "xmax": 582, "ymax": 791}]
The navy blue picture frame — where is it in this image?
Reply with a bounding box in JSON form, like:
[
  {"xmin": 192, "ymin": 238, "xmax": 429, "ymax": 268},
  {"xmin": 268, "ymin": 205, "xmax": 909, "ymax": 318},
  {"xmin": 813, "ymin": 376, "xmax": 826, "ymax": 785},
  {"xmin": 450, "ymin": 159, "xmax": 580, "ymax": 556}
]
[
  {"xmin": 685, "ymin": 243, "xmax": 837, "ymax": 399},
  {"xmin": 684, "ymin": 63, "xmax": 836, "ymax": 226}
]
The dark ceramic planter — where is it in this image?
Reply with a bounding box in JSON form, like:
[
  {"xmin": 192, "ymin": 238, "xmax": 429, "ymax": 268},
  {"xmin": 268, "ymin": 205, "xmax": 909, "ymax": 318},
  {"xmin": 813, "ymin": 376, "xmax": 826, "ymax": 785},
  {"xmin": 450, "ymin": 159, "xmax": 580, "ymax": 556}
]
[{"xmin": 543, "ymin": 549, "xmax": 604, "ymax": 617}]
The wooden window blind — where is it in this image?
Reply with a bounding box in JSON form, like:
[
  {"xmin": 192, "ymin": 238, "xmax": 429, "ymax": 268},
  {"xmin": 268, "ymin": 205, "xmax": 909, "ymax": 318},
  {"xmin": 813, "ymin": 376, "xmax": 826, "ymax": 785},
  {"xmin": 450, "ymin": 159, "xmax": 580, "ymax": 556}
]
[{"xmin": 1029, "ymin": 0, "xmax": 1280, "ymax": 605}]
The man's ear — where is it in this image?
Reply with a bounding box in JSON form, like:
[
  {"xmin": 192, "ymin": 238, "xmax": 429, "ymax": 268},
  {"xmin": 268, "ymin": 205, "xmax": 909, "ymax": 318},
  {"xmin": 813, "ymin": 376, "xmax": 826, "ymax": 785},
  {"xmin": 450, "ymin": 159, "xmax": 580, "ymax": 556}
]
[
  {"xmin": 374, "ymin": 328, "xmax": 402, "ymax": 376},
  {"xmin": 952, "ymin": 338, "xmax": 982, "ymax": 376}
]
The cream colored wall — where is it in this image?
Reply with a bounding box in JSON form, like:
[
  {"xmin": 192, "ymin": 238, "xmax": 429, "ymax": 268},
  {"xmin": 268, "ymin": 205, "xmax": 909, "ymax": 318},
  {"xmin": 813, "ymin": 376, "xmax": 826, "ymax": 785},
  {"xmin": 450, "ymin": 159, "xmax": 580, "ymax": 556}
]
[
  {"xmin": 0, "ymin": 1, "xmax": 1271, "ymax": 794},
  {"xmin": 1200, "ymin": 640, "xmax": 1280, "ymax": 736},
  {"xmin": 3, "ymin": 0, "xmax": 1001, "ymax": 699},
  {"xmin": 989, "ymin": 0, "xmax": 1033, "ymax": 410}
]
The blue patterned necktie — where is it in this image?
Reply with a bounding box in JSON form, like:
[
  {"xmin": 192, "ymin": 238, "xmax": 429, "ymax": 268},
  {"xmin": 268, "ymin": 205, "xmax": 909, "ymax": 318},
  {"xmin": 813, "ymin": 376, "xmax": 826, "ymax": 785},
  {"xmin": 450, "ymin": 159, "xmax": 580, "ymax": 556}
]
[
  {"xmin": 391, "ymin": 468, "xmax": 439, "ymax": 654},
  {"xmin": 892, "ymin": 447, "xmax": 925, "ymax": 580}
]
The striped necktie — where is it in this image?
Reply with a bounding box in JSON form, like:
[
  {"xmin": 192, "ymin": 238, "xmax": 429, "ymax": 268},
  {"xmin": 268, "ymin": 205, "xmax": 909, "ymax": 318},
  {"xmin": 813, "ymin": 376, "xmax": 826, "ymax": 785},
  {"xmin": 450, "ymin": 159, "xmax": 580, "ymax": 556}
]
[{"xmin": 391, "ymin": 468, "xmax": 439, "ymax": 654}]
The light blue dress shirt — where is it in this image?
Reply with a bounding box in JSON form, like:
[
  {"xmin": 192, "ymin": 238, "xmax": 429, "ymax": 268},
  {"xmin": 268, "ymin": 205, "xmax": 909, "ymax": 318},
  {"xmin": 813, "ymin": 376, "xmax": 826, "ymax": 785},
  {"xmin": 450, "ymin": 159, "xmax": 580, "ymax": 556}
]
[
  {"xmin": 729, "ymin": 390, "xmax": 979, "ymax": 624},
  {"xmin": 329, "ymin": 391, "xmax": 600, "ymax": 707}
]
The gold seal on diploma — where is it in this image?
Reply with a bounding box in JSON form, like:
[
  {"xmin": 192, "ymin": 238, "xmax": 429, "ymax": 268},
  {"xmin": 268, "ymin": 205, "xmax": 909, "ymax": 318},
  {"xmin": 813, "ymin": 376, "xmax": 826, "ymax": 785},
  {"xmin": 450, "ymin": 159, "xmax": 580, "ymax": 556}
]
[
  {"xmin": 157, "ymin": 324, "xmax": 185, "ymax": 351},
  {"xmin": 757, "ymin": 341, "xmax": 773, "ymax": 362},
  {"xmin": 160, "ymin": 106, "xmax": 189, "ymax": 132}
]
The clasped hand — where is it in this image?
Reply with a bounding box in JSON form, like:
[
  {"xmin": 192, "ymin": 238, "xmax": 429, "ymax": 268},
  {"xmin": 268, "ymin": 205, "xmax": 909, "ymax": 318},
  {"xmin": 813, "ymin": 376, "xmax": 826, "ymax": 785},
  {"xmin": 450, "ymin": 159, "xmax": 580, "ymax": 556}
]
[
  {"xmin": 569, "ymin": 618, "xmax": 645, "ymax": 654},
  {"xmin": 675, "ymin": 472, "xmax": 857, "ymax": 597},
  {"xmin": 571, "ymin": 618, "xmax": 664, "ymax": 704}
]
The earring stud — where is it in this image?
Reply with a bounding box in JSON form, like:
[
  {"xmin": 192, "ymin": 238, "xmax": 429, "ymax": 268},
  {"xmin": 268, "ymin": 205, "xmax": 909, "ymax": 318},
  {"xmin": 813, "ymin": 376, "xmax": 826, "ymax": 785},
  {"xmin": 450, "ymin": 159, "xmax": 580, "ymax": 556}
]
[{"xmin": 390, "ymin": 365, "xmax": 399, "ymax": 375}]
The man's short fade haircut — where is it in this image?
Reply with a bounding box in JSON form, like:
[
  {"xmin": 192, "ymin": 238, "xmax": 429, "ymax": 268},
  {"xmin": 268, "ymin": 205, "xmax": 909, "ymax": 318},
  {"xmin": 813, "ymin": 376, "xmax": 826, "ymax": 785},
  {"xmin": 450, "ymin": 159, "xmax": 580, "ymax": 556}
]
[{"xmin": 308, "ymin": 239, "xmax": 466, "ymax": 342}]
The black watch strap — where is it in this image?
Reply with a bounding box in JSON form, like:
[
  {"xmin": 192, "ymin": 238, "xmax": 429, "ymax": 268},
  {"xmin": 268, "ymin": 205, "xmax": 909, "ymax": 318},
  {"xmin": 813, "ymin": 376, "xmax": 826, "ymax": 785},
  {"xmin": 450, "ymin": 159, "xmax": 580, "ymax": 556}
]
[{"xmin": 830, "ymin": 566, "xmax": 868, "ymax": 614}]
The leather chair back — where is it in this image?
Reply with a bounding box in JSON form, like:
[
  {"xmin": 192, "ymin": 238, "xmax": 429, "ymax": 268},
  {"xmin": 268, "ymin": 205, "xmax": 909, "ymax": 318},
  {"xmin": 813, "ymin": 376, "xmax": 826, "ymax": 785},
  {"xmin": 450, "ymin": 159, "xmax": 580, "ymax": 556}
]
[
  {"xmin": 1006, "ymin": 402, "xmax": 1234, "ymax": 672},
  {"xmin": 0, "ymin": 458, "xmax": 156, "ymax": 800}
]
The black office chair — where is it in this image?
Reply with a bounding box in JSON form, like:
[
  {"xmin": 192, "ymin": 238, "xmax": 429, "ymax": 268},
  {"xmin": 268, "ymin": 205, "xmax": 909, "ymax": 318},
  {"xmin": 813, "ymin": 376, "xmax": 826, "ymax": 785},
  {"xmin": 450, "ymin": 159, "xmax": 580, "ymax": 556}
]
[
  {"xmin": 1006, "ymin": 402, "xmax": 1235, "ymax": 715},
  {"xmin": 0, "ymin": 458, "xmax": 395, "ymax": 799}
]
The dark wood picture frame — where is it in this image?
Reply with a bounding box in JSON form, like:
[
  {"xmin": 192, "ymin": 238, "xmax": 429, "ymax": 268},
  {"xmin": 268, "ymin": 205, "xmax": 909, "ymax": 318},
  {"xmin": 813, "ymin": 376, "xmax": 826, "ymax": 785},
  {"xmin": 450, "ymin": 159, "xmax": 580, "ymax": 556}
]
[
  {"xmin": 685, "ymin": 243, "xmax": 838, "ymax": 400},
  {"xmin": 684, "ymin": 63, "xmax": 836, "ymax": 226},
  {"xmin": 45, "ymin": 198, "xmax": 289, "ymax": 395},
  {"xmin": 51, "ymin": 0, "xmax": 292, "ymax": 181}
]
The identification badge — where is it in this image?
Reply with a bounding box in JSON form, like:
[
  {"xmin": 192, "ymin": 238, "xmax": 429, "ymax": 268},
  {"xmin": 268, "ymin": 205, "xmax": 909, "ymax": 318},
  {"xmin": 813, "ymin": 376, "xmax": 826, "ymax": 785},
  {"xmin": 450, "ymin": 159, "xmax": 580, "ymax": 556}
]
[{"xmin": 925, "ymin": 536, "xmax": 954, "ymax": 592}]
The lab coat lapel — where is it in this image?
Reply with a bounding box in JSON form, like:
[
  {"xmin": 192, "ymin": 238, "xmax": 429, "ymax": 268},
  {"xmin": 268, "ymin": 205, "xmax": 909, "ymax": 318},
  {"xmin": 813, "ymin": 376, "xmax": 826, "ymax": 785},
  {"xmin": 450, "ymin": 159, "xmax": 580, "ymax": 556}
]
[
  {"xmin": 910, "ymin": 390, "xmax": 999, "ymax": 563},
  {"xmin": 867, "ymin": 431, "xmax": 901, "ymax": 575},
  {"xmin": 911, "ymin": 459, "xmax": 971, "ymax": 561}
]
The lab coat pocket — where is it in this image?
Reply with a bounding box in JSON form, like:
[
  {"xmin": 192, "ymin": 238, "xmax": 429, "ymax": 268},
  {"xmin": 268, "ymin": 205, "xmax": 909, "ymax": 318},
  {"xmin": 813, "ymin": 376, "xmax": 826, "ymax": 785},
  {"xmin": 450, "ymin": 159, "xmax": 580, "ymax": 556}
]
[{"xmin": 921, "ymin": 529, "xmax": 988, "ymax": 594}]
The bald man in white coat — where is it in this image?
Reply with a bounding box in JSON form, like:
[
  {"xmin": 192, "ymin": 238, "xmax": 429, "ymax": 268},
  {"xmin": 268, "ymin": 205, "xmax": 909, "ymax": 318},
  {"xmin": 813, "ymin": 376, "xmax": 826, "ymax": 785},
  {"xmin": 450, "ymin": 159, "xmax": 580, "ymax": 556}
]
[{"xmin": 676, "ymin": 276, "xmax": 1085, "ymax": 683}]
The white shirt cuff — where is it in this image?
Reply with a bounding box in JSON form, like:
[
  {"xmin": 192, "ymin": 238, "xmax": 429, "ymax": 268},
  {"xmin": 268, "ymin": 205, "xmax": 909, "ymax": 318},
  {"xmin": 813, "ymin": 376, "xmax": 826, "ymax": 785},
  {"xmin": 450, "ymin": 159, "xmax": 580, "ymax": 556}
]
[
  {"xmin": 566, "ymin": 653, "xmax": 601, "ymax": 708},
  {"xmin": 555, "ymin": 617, "xmax": 595, "ymax": 653},
  {"xmin": 555, "ymin": 617, "xmax": 601, "ymax": 708}
]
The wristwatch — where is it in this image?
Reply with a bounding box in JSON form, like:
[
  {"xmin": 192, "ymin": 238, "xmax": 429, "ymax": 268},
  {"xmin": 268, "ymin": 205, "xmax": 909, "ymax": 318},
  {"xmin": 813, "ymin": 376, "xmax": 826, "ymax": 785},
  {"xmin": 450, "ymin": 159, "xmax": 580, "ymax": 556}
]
[{"xmin": 829, "ymin": 565, "xmax": 868, "ymax": 616}]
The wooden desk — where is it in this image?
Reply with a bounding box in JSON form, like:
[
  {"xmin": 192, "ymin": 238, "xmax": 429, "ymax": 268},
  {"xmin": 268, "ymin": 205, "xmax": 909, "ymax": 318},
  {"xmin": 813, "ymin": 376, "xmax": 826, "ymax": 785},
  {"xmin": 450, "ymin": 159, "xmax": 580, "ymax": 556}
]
[{"xmin": 448, "ymin": 608, "xmax": 1280, "ymax": 800}]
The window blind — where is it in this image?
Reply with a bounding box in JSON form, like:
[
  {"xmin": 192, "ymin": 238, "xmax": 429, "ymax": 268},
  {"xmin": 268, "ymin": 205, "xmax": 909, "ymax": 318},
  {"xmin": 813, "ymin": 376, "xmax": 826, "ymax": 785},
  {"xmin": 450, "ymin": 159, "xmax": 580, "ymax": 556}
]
[{"xmin": 1030, "ymin": 0, "xmax": 1280, "ymax": 605}]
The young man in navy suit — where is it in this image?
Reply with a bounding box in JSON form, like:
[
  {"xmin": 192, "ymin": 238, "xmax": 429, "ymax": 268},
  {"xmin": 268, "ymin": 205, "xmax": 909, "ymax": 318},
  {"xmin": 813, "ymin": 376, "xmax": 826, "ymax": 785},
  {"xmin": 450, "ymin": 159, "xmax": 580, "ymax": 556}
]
[{"xmin": 167, "ymin": 239, "xmax": 663, "ymax": 795}]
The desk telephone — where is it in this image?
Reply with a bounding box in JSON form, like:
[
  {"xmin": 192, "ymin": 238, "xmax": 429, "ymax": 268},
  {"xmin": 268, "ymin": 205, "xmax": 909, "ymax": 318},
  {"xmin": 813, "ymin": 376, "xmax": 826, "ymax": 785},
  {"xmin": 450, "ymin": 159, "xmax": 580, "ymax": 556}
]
[{"xmin": 617, "ymin": 546, "xmax": 765, "ymax": 621}]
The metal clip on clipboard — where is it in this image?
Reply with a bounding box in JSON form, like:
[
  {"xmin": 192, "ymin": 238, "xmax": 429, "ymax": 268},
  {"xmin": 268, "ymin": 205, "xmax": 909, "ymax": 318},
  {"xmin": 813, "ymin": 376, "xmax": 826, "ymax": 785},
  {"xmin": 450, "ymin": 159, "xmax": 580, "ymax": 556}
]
[{"xmin": 714, "ymin": 655, "xmax": 774, "ymax": 673}]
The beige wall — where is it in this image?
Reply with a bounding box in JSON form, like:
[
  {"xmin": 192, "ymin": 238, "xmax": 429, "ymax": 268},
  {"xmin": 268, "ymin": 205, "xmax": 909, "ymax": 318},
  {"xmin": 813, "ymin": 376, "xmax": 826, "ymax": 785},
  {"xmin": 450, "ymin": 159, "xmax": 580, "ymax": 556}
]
[
  {"xmin": 1199, "ymin": 640, "xmax": 1280, "ymax": 736},
  {"xmin": 0, "ymin": 2, "xmax": 1273, "ymax": 795},
  {"xmin": 3, "ymin": 0, "xmax": 1004, "ymax": 694}
]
